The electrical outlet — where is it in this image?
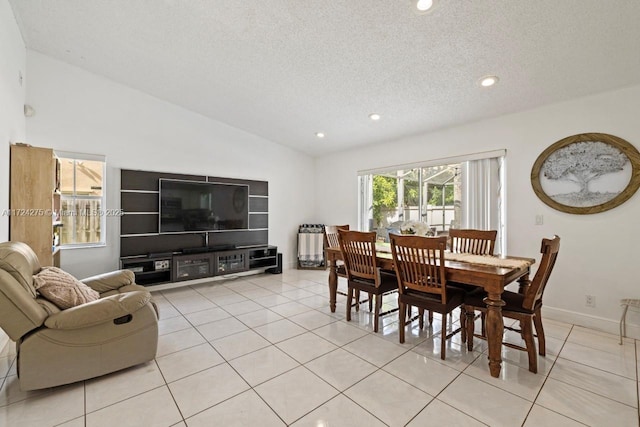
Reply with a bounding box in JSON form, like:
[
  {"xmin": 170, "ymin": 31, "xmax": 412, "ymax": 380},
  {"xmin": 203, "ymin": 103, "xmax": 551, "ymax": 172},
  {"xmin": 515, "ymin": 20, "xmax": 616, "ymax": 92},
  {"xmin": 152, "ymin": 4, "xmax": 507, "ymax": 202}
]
[
  {"xmin": 535, "ymin": 214, "xmax": 544, "ymax": 225},
  {"xmin": 585, "ymin": 295, "xmax": 596, "ymax": 308}
]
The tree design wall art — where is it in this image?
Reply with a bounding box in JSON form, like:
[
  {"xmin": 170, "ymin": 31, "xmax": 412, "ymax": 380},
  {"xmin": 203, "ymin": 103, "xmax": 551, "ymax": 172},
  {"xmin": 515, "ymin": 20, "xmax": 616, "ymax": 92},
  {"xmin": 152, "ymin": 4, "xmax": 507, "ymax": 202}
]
[
  {"xmin": 531, "ymin": 133, "xmax": 640, "ymax": 214},
  {"xmin": 543, "ymin": 141, "xmax": 628, "ymax": 204}
]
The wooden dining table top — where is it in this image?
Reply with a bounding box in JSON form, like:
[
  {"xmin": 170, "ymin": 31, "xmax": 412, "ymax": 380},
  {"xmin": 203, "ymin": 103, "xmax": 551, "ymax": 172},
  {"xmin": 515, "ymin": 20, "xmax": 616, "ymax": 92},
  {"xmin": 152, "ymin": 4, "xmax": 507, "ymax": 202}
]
[{"xmin": 325, "ymin": 246, "xmax": 535, "ymax": 293}]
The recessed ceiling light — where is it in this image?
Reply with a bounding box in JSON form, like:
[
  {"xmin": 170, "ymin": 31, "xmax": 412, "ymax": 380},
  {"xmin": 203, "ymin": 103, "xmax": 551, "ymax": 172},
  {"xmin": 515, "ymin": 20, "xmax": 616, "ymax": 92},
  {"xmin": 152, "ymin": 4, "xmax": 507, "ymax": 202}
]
[
  {"xmin": 479, "ymin": 75, "xmax": 499, "ymax": 87},
  {"xmin": 416, "ymin": 0, "xmax": 434, "ymax": 12},
  {"xmin": 315, "ymin": 132, "xmax": 325, "ymax": 138},
  {"xmin": 369, "ymin": 113, "xmax": 381, "ymax": 121}
]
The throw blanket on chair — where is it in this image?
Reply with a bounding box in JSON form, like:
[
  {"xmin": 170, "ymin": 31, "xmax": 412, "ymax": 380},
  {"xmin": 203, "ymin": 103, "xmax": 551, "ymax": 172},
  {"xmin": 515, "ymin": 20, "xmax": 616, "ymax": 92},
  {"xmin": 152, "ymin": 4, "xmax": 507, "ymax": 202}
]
[{"xmin": 298, "ymin": 229, "xmax": 324, "ymax": 267}]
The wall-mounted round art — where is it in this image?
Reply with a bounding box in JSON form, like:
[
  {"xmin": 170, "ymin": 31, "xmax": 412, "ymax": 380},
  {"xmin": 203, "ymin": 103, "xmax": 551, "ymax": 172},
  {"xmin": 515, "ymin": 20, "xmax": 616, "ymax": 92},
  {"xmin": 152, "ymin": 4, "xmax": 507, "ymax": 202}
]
[{"xmin": 531, "ymin": 133, "xmax": 640, "ymax": 214}]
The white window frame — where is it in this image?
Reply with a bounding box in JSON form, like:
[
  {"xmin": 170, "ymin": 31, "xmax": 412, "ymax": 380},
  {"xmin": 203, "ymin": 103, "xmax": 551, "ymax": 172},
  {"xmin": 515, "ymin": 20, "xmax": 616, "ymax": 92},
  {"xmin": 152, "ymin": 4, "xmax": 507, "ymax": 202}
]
[
  {"xmin": 357, "ymin": 149, "xmax": 507, "ymax": 252},
  {"xmin": 56, "ymin": 151, "xmax": 107, "ymax": 249}
]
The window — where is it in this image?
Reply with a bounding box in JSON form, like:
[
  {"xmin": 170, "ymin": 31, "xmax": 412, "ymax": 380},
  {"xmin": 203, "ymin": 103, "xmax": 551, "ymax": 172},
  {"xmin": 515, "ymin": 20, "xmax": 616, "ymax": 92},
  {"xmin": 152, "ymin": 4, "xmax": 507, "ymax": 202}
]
[
  {"xmin": 358, "ymin": 150, "xmax": 506, "ymax": 253},
  {"xmin": 57, "ymin": 152, "xmax": 106, "ymax": 247}
]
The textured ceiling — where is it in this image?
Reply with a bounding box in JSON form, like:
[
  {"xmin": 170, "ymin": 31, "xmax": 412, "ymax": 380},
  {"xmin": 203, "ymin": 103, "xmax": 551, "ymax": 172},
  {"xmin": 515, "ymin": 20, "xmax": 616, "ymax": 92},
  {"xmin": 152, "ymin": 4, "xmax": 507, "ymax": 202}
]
[{"xmin": 9, "ymin": 0, "xmax": 640, "ymax": 156}]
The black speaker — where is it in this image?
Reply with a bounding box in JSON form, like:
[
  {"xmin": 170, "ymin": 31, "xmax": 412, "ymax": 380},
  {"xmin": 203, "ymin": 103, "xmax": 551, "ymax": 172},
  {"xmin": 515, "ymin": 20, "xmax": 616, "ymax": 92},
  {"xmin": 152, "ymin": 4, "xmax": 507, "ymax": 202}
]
[{"xmin": 266, "ymin": 253, "xmax": 282, "ymax": 274}]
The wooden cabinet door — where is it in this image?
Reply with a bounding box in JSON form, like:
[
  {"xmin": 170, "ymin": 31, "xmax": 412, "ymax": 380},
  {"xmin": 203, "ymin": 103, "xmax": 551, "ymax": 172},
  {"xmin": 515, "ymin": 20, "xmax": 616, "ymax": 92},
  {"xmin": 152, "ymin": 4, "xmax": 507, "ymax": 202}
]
[{"xmin": 10, "ymin": 145, "xmax": 55, "ymax": 266}]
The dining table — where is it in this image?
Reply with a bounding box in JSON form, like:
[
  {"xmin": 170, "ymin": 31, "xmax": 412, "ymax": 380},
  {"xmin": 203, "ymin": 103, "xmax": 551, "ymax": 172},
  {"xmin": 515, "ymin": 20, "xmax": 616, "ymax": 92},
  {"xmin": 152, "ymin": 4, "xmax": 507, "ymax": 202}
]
[{"xmin": 324, "ymin": 245, "xmax": 535, "ymax": 378}]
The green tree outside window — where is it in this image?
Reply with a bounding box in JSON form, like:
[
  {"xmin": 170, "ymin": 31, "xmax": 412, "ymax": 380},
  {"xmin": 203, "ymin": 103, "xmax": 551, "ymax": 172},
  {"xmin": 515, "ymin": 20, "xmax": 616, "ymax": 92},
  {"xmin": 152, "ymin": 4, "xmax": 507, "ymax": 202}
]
[{"xmin": 372, "ymin": 175, "xmax": 397, "ymax": 227}]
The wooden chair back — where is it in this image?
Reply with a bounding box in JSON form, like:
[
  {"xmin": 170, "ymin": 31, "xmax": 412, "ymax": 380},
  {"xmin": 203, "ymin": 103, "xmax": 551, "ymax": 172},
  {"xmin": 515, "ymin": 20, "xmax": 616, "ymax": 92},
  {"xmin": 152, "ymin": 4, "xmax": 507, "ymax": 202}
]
[
  {"xmin": 390, "ymin": 234, "xmax": 448, "ymax": 302},
  {"xmin": 449, "ymin": 229, "xmax": 497, "ymax": 255},
  {"xmin": 325, "ymin": 225, "xmax": 349, "ymax": 249},
  {"xmin": 522, "ymin": 236, "xmax": 560, "ymax": 311},
  {"xmin": 337, "ymin": 229, "xmax": 380, "ymax": 286}
]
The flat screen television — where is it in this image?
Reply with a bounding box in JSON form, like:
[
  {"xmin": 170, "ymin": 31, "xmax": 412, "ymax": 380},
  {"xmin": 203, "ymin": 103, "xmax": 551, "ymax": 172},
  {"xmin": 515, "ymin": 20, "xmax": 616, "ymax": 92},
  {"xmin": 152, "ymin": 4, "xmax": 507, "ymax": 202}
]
[{"xmin": 159, "ymin": 179, "xmax": 249, "ymax": 233}]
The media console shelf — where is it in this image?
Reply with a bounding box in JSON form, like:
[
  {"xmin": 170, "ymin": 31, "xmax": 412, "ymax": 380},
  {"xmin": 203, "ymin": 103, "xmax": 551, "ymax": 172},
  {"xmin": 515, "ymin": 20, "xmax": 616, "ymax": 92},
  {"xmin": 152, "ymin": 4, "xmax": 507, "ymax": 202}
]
[
  {"xmin": 173, "ymin": 253, "xmax": 213, "ymax": 282},
  {"xmin": 120, "ymin": 169, "xmax": 277, "ymax": 288},
  {"xmin": 120, "ymin": 255, "xmax": 172, "ymax": 286},
  {"xmin": 120, "ymin": 245, "xmax": 278, "ymax": 286},
  {"xmin": 215, "ymin": 250, "xmax": 247, "ymax": 275},
  {"xmin": 248, "ymin": 246, "xmax": 278, "ymax": 269}
]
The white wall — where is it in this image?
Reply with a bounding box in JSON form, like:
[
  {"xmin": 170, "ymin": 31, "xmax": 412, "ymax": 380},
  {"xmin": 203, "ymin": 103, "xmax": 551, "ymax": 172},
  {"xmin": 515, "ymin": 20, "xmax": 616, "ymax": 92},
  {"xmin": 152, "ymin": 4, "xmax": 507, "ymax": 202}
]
[
  {"xmin": 315, "ymin": 84, "xmax": 640, "ymax": 337},
  {"xmin": 0, "ymin": 0, "xmax": 26, "ymax": 352},
  {"xmin": 25, "ymin": 51, "xmax": 316, "ymax": 278},
  {"xmin": 0, "ymin": 0, "xmax": 26, "ymax": 241}
]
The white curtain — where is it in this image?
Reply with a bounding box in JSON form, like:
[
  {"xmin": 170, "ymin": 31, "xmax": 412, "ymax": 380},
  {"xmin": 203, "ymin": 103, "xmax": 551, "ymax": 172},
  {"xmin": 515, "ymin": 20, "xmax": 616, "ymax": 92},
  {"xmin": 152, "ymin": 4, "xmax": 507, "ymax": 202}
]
[
  {"xmin": 359, "ymin": 175, "xmax": 373, "ymax": 231},
  {"xmin": 461, "ymin": 157, "xmax": 504, "ymax": 253}
]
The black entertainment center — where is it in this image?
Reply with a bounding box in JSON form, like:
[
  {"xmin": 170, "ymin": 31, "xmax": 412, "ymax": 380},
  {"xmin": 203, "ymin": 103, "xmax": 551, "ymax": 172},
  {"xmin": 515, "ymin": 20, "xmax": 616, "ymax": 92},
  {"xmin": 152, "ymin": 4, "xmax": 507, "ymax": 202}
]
[{"xmin": 120, "ymin": 169, "xmax": 278, "ymax": 286}]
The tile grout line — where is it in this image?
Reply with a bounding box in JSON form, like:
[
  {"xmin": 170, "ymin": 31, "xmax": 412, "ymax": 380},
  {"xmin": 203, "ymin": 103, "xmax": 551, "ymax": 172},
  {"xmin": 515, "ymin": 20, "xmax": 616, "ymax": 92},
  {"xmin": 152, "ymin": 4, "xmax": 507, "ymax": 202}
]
[
  {"xmin": 528, "ymin": 324, "xmax": 633, "ymax": 426},
  {"xmin": 554, "ymin": 342, "xmax": 639, "ymax": 381},
  {"xmin": 152, "ymin": 358, "xmax": 187, "ymax": 424},
  {"xmin": 146, "ymin": 292, "xmax": 228, "ymax": 424},
  {"xmin": 8, "ymin": 271, "xmax": 634, "ymax": 426},
  {"xmin": 159, "ymin": 280, "xmax": 353, "ymax": 425},
  {"xmin": 84, "ymin": 381, "xmax": 87, "ymax": 427},
  {"xmin": 224, "ymin": 285, "xmax": 414, "ymax": 425},
  {"xmin": 412, "ymin": 313, "xmax": 497, "ymax": 424},
  {"xmin": 519, "ymin": 323, "xmax": 574, "ymax": 426},
  {"xmin": 547, "ymin": 359, "xmax": 640, "ymax": 410},
  {"xmin": 302, "ymin": 310, "xmax": 483, "ymax": 426},
  {"xmin": 160, "ymin": 279, "xmax": 500, "ymax": 426},
  {"xmin": 287, "ymin": 363, "xmax": 389, "ymax": 426},
  {"xmin": 166, "ymin": 273, "xmax": 640, "ymax": 426},
  {"xmin": 82, "ymin": 382, "xmax": 170, "ymax": 418},
  {"xmin": 622, "ymin": 339, "xmax": 640, "ymax": 424}
]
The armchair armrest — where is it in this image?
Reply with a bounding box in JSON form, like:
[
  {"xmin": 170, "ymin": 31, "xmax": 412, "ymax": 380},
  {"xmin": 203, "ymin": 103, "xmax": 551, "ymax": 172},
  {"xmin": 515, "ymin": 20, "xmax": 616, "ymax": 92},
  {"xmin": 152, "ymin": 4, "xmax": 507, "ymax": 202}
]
[
  {"xmin": 44, "ymin": 291, "xmax": 152, "ymax": 330},
  {"xmin": 81, "ymin": 270, "xmax": 135, "ymax": 293}
]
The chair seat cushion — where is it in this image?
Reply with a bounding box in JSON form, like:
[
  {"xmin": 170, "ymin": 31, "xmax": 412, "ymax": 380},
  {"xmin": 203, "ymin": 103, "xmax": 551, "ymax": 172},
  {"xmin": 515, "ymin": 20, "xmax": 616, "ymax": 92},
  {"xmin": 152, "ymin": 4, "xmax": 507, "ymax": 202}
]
[
  {"xmin": 400, "ymin": 285, "xmax": 465, "ymax": 312},
  {"xmin": 465, "ymin": 290, "xmax": 540, "ymax": 314},
  {"xmin": 350, "ymin": 271, "xmax": 398, "ymax": 294},
  {"xmin": 33, "ymin": 267, "xmax": 100, "ymax": 310}
]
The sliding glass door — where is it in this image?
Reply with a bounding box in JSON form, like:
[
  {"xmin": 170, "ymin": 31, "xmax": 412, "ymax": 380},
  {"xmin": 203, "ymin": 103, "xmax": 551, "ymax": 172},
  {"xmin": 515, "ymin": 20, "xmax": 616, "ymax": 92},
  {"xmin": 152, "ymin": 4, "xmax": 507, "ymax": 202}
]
[{"xmin": 358, "ymin": 152, "xmax": 505, "ymax": 253}]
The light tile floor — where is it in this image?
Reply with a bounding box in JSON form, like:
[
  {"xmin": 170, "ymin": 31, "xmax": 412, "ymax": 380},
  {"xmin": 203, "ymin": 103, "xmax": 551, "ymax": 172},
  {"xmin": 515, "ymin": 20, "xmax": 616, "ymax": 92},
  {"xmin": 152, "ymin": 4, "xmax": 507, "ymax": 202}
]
[{"xmin": 1, "ymin": 269, "xmax": 639, "ymax": 426}]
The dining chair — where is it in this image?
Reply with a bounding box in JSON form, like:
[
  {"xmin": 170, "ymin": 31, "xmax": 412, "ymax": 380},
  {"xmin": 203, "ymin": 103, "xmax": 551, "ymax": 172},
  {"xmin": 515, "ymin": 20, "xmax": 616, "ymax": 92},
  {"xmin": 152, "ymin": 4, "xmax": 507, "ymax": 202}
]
[
  {"xmin": 449, "ymin": 229, "xmax": 497, "ymax": 255},
  {"xmin": 390, "ymin": 234, "xmax": 466, "ymax": 360},
  {"xmin": 447, "ymin": 229, "xmax": 498, "ymax": 336},
  {"xmin": 338, "ymin": 229, "xmax": 397, "ymax": 333},
  {"xmin": 325, "ymin": 224, "xmax": 371, "ymax": 312},
  {"xmin": 464, "ymin": 235, "xmax": 560, "ymax": 373},
  {"xmin": 324, "ymin": 225, "xmax": 349, "ymax": 252}
]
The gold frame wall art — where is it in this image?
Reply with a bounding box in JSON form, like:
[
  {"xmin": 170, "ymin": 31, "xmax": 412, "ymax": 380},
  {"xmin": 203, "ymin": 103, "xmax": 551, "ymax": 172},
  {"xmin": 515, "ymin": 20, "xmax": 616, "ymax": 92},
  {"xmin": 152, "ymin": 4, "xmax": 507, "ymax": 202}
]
[{"xmin": 531, "ymin": 133, "xmax": 640, "ymax": 214}]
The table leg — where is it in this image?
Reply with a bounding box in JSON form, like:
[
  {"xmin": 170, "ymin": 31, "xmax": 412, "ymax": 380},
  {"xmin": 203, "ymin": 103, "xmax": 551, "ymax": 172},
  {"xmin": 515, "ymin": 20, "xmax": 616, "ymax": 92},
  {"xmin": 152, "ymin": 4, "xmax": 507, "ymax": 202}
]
[
  {"xmin": 517, "ymin": 274, "xmax": 531, "ymax": 294},
  {"xmin": 328, "ymin": 258, "xmax": 337, "ymax": 313},
  {"xmin": 484, "ymin": 292, "xmax": 505, "ymax": 378}
]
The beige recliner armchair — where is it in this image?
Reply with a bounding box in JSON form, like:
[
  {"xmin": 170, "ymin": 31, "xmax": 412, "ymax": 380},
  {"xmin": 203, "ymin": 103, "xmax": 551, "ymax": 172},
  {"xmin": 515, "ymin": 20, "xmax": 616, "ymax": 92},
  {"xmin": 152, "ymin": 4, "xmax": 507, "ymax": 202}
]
[{"xmin": 0, "ymin": 241, "xmax": 159, "ymax": 391}]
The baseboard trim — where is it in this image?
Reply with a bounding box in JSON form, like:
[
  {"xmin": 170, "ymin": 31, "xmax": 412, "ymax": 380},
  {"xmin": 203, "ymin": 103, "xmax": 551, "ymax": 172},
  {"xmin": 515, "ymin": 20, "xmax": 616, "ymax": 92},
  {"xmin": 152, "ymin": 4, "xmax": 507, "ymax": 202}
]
[{"xmin": 542, "ymin": 306, "xmax": 639, "ymax": 340}]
